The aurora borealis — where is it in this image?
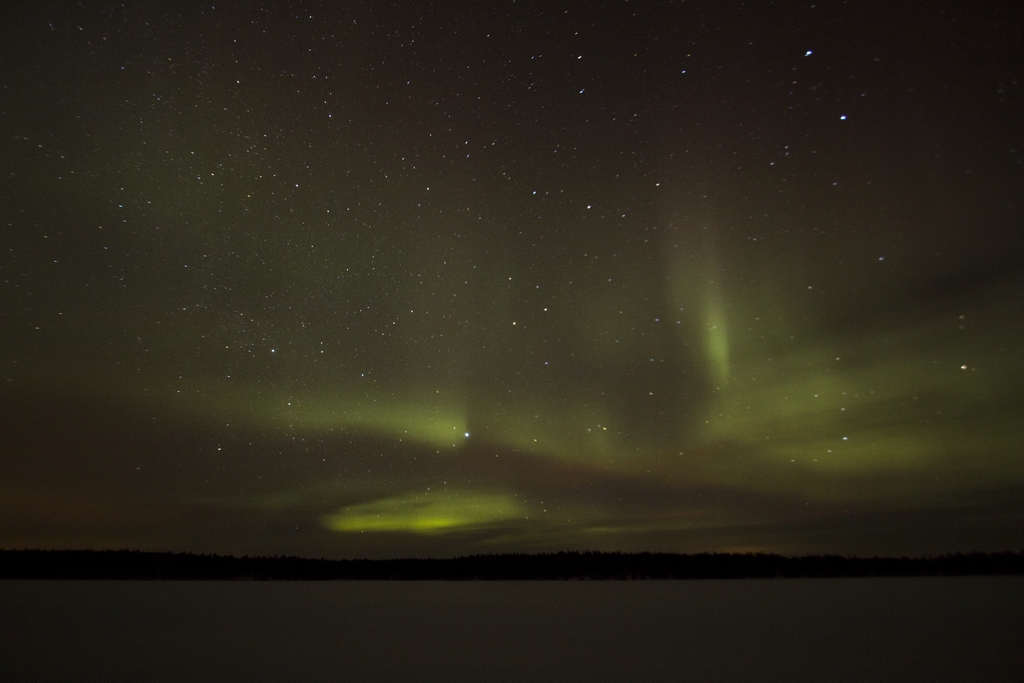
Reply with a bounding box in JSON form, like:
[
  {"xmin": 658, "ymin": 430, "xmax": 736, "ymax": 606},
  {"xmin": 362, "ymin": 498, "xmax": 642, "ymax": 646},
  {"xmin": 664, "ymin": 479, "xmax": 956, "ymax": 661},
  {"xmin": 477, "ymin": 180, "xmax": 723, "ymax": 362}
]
[{"xmin": 1, "ymin": 1, "xmax": 1022, "ymax": 559}]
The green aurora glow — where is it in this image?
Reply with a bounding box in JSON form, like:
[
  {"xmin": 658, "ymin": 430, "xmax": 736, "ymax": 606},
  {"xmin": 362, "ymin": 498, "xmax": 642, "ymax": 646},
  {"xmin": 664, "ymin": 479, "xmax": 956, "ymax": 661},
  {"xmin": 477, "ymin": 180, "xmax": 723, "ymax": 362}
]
[{"xmin": 1, "ymin": 2, "xmax": 1021, "ymax": 558}]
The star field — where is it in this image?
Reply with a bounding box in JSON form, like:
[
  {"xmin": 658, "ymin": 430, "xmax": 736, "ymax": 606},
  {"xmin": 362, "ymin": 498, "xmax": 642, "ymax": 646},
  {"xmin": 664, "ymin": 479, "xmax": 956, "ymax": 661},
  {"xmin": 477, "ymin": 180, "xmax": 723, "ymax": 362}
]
[{"xmin": 1, "ymin": 1, "xmax": 1022, "ymax": 558}]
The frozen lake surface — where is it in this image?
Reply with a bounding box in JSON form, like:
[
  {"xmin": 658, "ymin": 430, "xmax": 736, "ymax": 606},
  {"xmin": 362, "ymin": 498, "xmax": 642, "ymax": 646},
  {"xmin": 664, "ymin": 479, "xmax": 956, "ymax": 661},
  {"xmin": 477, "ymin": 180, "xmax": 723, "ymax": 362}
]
[{"xmin": 2, "ymin": 577, "xmax": 1022, "ymax": 682}]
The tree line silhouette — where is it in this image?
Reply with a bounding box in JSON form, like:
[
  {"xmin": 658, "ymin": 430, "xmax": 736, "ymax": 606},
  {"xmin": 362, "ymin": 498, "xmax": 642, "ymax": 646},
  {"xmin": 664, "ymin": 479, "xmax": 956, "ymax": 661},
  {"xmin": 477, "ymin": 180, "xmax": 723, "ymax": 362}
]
[{"xmin": 1, "ymin": 549, "xmax": 1022, "ymax": 580}]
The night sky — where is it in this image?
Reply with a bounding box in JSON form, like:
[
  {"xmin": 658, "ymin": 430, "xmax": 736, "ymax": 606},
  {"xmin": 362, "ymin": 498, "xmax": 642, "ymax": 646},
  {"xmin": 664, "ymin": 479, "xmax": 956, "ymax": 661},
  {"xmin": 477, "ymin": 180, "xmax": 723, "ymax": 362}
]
[{"xmin": 1, "ymin": 1, "xmax": 1022, "ymax": 559}]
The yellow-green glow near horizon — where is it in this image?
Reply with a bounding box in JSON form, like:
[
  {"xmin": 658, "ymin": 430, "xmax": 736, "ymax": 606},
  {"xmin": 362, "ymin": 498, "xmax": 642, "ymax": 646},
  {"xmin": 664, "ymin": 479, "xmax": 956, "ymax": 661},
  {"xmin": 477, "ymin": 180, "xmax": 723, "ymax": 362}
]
[{"xmin": 323, "ymin": 492, "xmax": 524, "ymax": 533}]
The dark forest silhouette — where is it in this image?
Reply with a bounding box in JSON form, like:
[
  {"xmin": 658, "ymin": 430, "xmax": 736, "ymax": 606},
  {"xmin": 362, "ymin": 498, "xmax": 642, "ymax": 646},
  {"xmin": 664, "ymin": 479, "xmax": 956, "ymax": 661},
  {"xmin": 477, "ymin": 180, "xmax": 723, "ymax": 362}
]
[{"xmin": 2, "ymin": 549, "xmax": 1022, "ymax": 580}]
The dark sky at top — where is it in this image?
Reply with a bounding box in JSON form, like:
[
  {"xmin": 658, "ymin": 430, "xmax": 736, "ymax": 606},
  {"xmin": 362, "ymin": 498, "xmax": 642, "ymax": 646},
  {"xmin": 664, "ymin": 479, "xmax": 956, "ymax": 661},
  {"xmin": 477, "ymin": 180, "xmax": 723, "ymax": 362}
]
[{"xmin": 1, "ymin": 1, "xmax": 1022, "ymax": 558}]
